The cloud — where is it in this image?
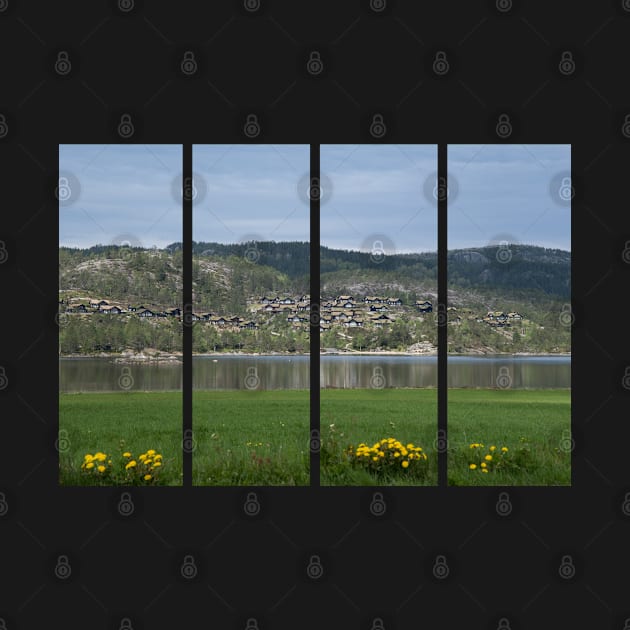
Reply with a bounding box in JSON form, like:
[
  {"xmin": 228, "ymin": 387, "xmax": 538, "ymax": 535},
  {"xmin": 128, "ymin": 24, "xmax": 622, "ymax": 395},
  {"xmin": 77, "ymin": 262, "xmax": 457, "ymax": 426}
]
[
  {"xmin": 59, "ymin": 145, "xmax": 182, "ymax": 248},
  {"xmin": 59, "ymin": 144, "xmax": 570, "ymax": 252}
]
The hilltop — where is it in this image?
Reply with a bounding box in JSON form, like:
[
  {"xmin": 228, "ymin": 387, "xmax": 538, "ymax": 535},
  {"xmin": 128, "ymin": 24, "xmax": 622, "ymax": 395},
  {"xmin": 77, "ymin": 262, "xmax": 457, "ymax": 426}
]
[{"xmin": 58, "ymin": 241, "xmax": 570, "ymax": 355}]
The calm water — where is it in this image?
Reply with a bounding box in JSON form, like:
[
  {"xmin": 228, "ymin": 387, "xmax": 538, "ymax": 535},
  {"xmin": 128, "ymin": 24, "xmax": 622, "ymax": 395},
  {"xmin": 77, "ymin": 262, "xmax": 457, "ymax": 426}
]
[{"xmin": 59, "ymin": 354, "xmax": 570, "ymax": 392}]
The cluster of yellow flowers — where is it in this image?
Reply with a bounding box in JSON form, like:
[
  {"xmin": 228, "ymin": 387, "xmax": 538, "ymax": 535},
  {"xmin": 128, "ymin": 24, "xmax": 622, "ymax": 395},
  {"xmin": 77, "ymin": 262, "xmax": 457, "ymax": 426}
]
[
  {"xmin": 80, "ymin": 448, "xmax": 163, "ymax": 484},
  {"xmin": 81, "ymin": 451, "xmax": 112, "ymax": 475},
  {"xmin": 347, "ymin": 438, "xmax": 427, "ymax": 473},
  {"xmin": 124, "ymin": 449, "xmax": 163, "ymax": 483},
  {"xmin": 468, "ymin": 443, "xmax": 509, "ymax": 473}
]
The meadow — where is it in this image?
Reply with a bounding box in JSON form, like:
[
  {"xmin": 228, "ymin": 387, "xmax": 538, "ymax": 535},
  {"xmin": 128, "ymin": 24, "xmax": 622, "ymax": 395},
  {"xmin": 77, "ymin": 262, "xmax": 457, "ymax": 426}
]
[
  {"xmin": 59, "ymin": 388, "xmax": 570, "ymax": 486},
  {"xmin": 59, "ymin": 392, "xmax": 183, "ymax": 486}
]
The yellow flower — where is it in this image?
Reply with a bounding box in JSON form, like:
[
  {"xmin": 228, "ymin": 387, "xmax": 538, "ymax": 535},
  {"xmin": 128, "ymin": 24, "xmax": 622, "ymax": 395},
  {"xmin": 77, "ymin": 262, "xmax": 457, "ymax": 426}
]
[
  {"xmin": 407, "ymin": 443, "xmax": 414, "ymax": 449},
  {"xmin": 489, "ymin": 446, "xmax": 496, "ymax": 452},
  {"xmin": 144, "ymin": 459, "xmax": 152, "ymax": 465},
  {"xmin": 147, "ymin": 449, "xmax": 156, "ymax": 456},
  {"xmin": 84, "ymin": 454, "xmax": 94, "ymax": 462},
  {"xmin": 154, "ymin": 454, "xmax": 162, "ymax": 460},
  {"xmin": 86, "ymin": 462, "xmax": 95, "ymax": 469},
  {"xmin": 401, "ymin": 460, "xmax": 409, "ymax": 468},
  {"xmin": 394, "ymin": 452, "xmax": 400, "ymax": 457},
  {"xmin": 378, "ymin": 451, "xmax": 384, "ymax": 458},
  {"xmin": 139, "ymin": 454, "xmax": 147, "ymax": 461},
  {"xmin": 372, "ymin": 456, "xmax": 379, "ymax": 462},
  {"xmin": 94, "ymin": 452, "xmax": 107, "ymax": 462},
  {"xmin": 97, "ymin": 465, "xmax": 106, "ymax": 473},
  {"xmin": 469, "ymin": 464, "xmax": 477, "ymax": 470},
  {"xmin": 144, "ymin": 474, "xmax": 152, "ymax": 481},
  {"xmin": 501, "ymin": 447, "xmax": 508, "ymax": 452},
  {"xmin": 485, "ymin": 455, "xmax": 492, "ymax": 461},
  {"xmin": 125, "ymin": 460, "xmax": 137, "ymax": 469},
  {"xmin": 153, "ymin": 461, "xmax": 162, "ymax": 467},
  {"xmin": 480, "ymin": 462, "xmax": 487, "ymax": 468},
  {"xmin": 123, "ymin": 452, "xmax": 132, "ymax": 458},
  {"xmin": 482, "ymin": 469, "xmax": 489, "ymax": 473}
]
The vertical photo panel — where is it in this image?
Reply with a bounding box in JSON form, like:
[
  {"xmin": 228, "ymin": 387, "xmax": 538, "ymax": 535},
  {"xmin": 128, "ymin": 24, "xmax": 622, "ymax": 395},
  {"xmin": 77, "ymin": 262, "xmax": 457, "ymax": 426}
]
[
  {"xmin": 447, "ymin": 144, "xmax": 571, "ymax": 486},
  {"xmin": 319, "ymin": 145, "xmax": 438, "ymax": 486},
  {"xmin": 58, "ymin": 144, "xmax": 183, "ymax": 486},
  {"xmin": 192, "ymin": 145, "xmax": 310, "ymax": 486}
]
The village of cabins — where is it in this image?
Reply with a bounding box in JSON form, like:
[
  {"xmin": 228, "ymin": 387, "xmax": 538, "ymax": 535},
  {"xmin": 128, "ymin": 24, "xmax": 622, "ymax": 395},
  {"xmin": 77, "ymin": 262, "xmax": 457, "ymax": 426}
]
[{"xmin": 59, "ymin": 294, "xmax": 524, "ymax": 332}]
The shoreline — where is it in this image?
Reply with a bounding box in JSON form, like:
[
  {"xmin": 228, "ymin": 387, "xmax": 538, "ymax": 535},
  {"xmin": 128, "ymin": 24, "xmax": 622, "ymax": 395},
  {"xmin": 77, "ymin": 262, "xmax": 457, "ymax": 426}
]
[{"xmin": 60, "ymin": 350, "xmax": 571, "ymax": 360}]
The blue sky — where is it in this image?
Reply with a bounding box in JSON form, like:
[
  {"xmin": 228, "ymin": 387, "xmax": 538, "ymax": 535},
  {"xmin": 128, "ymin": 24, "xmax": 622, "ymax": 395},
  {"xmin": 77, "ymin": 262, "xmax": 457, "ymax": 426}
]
[
  {"xmin": 193, "ymin": 144, "xmax": 310, "ymax": 244},
  {"xmin": 449, "ymin": 144, "xmax": 571, "ymax": 251},
  {"xmin": 59, "ymin": 144, "xmax": 570, "ymax": 253},
  {"xmin": 321, "ymin": 144, "xmax": 437, "ymax": 254},
  {"xmin": 59, "ymin": 144, "xmax": 182, "ymax": 249}
]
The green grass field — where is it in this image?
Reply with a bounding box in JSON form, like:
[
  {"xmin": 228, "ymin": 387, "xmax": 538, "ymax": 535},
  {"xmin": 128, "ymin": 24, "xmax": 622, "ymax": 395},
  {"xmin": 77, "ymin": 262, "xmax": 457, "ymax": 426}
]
[
  {"xmin": 447, "ymin": 388, "xmax": 571, "ymax": 486},
  {"xmin": 320, "ymin": 389, "xmax": 438, "ymax": 486},
  {"xmin": 59, "ymin": 392, "xmax": 183, "ymax": 486},
  {"xmin": 193, "ymin": 390, "xmax": 309, "ymax": 485},
  {"xmin": 59, "ymin": 388, "xmax": 570, "ymax": 486}
]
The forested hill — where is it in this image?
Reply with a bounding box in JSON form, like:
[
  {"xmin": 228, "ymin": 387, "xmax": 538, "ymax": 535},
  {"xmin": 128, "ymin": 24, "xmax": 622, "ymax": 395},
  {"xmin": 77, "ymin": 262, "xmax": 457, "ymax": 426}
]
[
  {"xmin": 191, "ymin": 240, "xmax": 569, "ymax": 300},
  {"xmin": 59, "ymin": 241, "xmax": 569, "ymax": 309}
]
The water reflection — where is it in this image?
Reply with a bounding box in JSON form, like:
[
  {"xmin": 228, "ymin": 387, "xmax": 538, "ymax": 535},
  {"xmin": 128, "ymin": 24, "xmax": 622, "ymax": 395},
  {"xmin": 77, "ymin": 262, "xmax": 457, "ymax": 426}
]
[{"xmin": 60, "ymin": 354, "xmax": 570, "ymax": 392}]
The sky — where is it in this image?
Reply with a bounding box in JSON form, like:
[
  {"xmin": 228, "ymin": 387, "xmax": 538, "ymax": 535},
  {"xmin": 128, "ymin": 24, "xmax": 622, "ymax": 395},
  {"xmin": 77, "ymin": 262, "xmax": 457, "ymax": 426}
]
[
  {"xmin": 59, "ymin": 144, "xmax": 182, "ymax": 249},
  {"xmin": 59, "ymin": 143, "xmax": 570, "ymax": 253},
  {"xmin": 448, "ymin": 144, "xmax": 571, "ymax": 251},
  {"xmin": 193, "ymin": 144, "xmax": 310, "ymax": 244},
  {"xmin": 321, "ymin": 144, "xmax": 437, "ymax": 254}
]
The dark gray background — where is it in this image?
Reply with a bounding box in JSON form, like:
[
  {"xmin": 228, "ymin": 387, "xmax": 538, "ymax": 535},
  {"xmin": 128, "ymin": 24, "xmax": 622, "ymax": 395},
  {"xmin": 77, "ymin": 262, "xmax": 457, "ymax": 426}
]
[{"xmin": 1, "ymin": 0, "xmax": 629, "ymax": 628}]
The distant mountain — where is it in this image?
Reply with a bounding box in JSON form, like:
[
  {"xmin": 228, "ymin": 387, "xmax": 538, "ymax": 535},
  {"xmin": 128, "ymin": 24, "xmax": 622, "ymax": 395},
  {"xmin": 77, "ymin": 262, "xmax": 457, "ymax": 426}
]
[
  {"xmin": 190, "ymin": 240, "xmax": 568, "ymax": 299},
  {"xmin": 60, "ymin": 241, "xmax": 569, "ymax": 310},
  {"xmin": 59, "ymin": 241, "xmax": 571, "ymax": 354}
]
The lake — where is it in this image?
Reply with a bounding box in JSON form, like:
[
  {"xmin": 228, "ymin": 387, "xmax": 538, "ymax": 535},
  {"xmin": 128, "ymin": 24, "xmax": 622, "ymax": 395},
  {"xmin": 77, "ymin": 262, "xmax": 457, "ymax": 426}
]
[{"xmin": 59, "ymin": 354, "xmax": 570, "ymax": 392}]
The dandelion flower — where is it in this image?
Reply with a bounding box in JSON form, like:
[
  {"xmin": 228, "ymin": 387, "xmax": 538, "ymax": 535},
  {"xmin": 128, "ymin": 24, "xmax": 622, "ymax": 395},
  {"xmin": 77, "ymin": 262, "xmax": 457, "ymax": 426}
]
[
  {"xmin": 489, "ymin": 446, "xmax": 496, "ymax": 452},
  {"xmin": 482, "ymin": 469, "xmax": 489, "ymax": 473},
  {"xmin": 123, "ymin": 452, "xmax": 132, "ymax": 458},
  {"xmin": 125, "ymin": 460, "xmax": 137, "ymax": 469},
  {"xmin": 485, "ymin": 455, "xmax": 493, "ymax": 461},
  {"xmin": 144, "ymin": 474, "xmax": 152, "ymax": 481},
  {"xmin": 86, "ymin": 462, "xmax": 95, "ymax": 469},
  {"xmin": 501, "ymin": 447, "xmax": 508, "ymax": 452},
  {"xmin": 372, "ymin": 456, "xmax": 379, "ymax": 462},
  {"xmin": 480, "ymin": 462, "xmax": 487, "ymax": 468},
  {"xmin": 394, "ymin": 452, "xmax": 400, "ymax": 457},
  {"xmin": 153, "ymin": 461, "xmax": 162, "ymax": 467},
  {"xmin": 97, "ymin": 465, "xmax": 106, "ymax": 473},
  {"xmin": 469, "ymin": 464, "xmax": 477, "ymax": 470},
  {"xmin": 147, "ymin": 449, "xmax": 156, "ymax": 456},
  {"xmin": 401, "ymin": 460, "xmax": 409, "ymax": 468},
  {"xmin": 138, "ymin": 453, "xmax": 147, "ymax": 461}
]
